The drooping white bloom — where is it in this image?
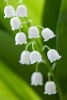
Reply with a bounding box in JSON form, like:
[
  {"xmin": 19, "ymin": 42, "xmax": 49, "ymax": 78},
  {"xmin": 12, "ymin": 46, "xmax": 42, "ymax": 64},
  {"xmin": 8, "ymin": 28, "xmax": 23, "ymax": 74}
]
[
  {"xmin": 28, "ymin": 26, "xmax": 40, "ymax": 38},
  {"xmin": 10, "ymin": 17, "xmax": 21, "ymax": 30},
  {"xmin": 16, "ymin": 5, "xmax": 28, "ymax": 17},
  {"xmin": 44, "ymin": 81, "xmax": 57, "ymax": 95},
  {"xmin": 4, "ymin": 5, "xmax": 15, "ymax": 18},
  {"xmin": 19, "ymin": 51, "xmax": 31, "ymax": 65},
  {"xmin": 15, "ymin": 32, "xmax": 27, "ymax": 45},
  {"xmin": 42, "ymin": 28, "xmax": 56, "ymax": 41},
  {"xmin": 47, "ymin": 49, "xmax": 61, "ymax": 63},
  {"xmin": 30, "ymin": 51, "xmax": 42, "ymax": 64},
  {"xmin": 31, "ymin": 72, "xmax": 43, "ymax": 86}
]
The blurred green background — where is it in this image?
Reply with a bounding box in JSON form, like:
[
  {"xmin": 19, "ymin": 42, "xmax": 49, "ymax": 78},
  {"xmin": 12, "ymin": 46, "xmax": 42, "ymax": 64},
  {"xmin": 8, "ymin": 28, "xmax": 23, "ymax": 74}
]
[{"xmin": 0, "ymin": 0, "xmax": 67, "ymax": 100}]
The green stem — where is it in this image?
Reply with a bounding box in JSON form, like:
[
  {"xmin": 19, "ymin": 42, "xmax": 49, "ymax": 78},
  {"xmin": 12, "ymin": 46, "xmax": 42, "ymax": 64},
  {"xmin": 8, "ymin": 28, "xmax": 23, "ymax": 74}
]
[
  {"xmin": 42, "ymin": 45, "xmax": 50, "ymax": 51},
  {"xmin": 32, "ymin": 42, "xmax": 35, "ymax": 51},
  {"xmin": 19, "ymin": 28, "xmax": 21, "ymax": 32},
  {"xmin": 25, "ymin": 17, "xmax": 33, "ymax": 27},
  {"xmin": 48, "ymin": 72, "xmax": 52, "ymax": 81},
  {"xmin": 37, "ymin": 25, "xmax": 44, "ymax": 30},
  {"xmin": 25, "ymin": 17, "xmax": 63, "ymax": 100},
  {"xmin": 25, "ymin": 41, "xmax": 36, "ymax": 51},
  {"xmin": 52, "ymin": 62, "xmax": 57, "ymax": 70},
  {"xmin": 35, "ymin": 60, "xmax": 46, "ymax": 72},
  {"xmin": 36, "ymin": 63, "xmax": 39, "ymax": 72}
]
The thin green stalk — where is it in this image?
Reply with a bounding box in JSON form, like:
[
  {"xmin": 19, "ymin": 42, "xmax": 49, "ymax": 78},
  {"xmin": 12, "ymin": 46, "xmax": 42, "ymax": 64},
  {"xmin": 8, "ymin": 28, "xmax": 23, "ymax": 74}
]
[
  {"xmin": 35, "ymin": 60, "xmax": 46, "ymax": 72},
  {"xmin": 37, "ymin": 25, "xmax": 44, "ymax": 30},
  {"xmin": 48, "ymin": 72, "xmax": 51, "ymax": 81},
  {"xmin": 25, "ymin": 41, "xmax": 36, "ymax": 51},
  {"xmin": 25, "ymin": 17, "xmax": 63, "ymax": 100},
  {"xmin": 42, "ymin": 45, "xmax": 50, "ymax": 51}
]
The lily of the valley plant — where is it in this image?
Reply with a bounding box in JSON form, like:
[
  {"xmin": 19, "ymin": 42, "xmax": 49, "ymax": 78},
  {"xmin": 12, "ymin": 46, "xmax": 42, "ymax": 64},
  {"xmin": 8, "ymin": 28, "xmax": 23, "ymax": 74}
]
[{"xmin": 4, "ymin": 0, "xmax": 61, "ymax": 95}]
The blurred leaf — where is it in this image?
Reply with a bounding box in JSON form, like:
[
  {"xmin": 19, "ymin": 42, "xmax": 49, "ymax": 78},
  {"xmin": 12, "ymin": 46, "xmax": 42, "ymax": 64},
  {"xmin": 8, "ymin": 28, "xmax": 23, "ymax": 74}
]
[
  {"xmin": 56, "ymin": 0, "xmax": 67, "ymax": 100},
  {"xmin": 42, "ymin": 0, "xmax": 62, "ymax": 48},
  {"xmin": 0, "ymin": 60, "xmax": 41, "ymax": 100},
  {"xmin": 42, "ymin": 0, "xmax": 62, "ymax": 32}
]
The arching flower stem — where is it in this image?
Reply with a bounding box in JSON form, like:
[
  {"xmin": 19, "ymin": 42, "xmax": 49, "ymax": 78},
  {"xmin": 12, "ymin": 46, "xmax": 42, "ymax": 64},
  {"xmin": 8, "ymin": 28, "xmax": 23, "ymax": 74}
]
[
  {"xmin": 48, "ymin": 72, "xmax": 52, "ymax": 81},
  {"xmin": 35, "ymin": 60, "xmax": 46, "ymax": 72},
  {"xmin": 42, "ymin": 45, "xmax": 50, "ymax": 51},
  {"xmin": 25, "ymin": 41, "xmax": 36, "ymax": 51},
  {"xmin": 25, "ymin": 17, "xmax": 33, "ymax": 27},
  {"xmin": 37, "ymin": 25, "xmax": 44, "ymax": 30}
]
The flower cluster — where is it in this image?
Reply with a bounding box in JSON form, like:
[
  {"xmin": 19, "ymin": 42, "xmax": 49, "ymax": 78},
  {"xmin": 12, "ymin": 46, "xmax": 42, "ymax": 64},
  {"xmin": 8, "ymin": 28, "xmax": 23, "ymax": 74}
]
[{"xmin": 4, "ymin": 0, "xmax": 61, "ymax": 95}]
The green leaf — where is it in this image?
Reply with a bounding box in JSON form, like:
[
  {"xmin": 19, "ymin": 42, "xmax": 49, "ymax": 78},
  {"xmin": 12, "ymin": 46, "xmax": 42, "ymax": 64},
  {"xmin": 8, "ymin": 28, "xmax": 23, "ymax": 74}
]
[
  {"xmin": 56, "ymin": 0, "xmax": 67, "ymax": 100},
  {"xmin": 42, "ymin": 0, "xmax": 62, "ymax": 48},
  {"xmin": 0, "ymin": 60, "xmax": 41, "ymax": 100}
]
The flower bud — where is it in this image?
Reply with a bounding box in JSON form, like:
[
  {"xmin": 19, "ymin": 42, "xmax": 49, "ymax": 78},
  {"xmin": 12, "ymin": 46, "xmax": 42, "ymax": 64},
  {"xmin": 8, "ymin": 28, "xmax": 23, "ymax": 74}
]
[
  {"xmin": 44, "ymin": 81, "xmax": 57, "ymax": 95},
  {"xmin": 31, "ymin": 72, "xmax": 43, "ymax": 86},
  {"xmin": 47, "ymin": 49, "xmax": 61, "ymax": 63},
  {"xmin": 10, "ymin": 17, "xmax": 21, "ymax": 30},
  {"xmin": 15, "ymin": 32, "xmax": 27, "ymax": 45},
  {"xmin": 19, "ymin": 51, "xmax": 30, "ymax": 65},
  {"xmin": 16, "ymin": 5, "xmax": 28, "ymax": 17},
  {"xmin": 42, "ymin": 28, "xmax": 56, "ymax": 41},
  {"xmin": 30, "ymin": 51, "xmax": 42, "ymax": 64},
  {"xmin": 28, "ymin": 26, "xmax": 40, "ymax": 38},
  {"xmin": 4, "ymin": 5, "xmax": 15, "ymax": 18}
]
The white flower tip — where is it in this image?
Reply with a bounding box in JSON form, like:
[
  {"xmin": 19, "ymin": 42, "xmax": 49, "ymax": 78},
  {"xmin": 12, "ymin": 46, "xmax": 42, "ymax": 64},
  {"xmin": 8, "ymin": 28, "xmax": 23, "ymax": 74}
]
[
  {"xmin": 28, "ymin": 26, "xmax": 40, "ymax": 39},
  {"xmin": 59, "ymin": 55, "xmax": 62, "ymax": 59},
  {"xmin": 19, "ymin": 51, "xmax": 31, "ymax": 65},
  {"xmin": 47, "ymin": 49, "xmax": 61, "ymax": 63},
  {"xmin": 44, "ymin": 35, "xmax": 56, "ymax": 42},
  {"xmin": 28, "ymin": 35, "xmax": 40, "ymax": 39},
  {"xmin": 4, "ymin": 16, "xmax": 6, "ymax": 18},
  {"xmin": 15, "ymin": 42, "xmax": 18, "ymax": 45},
  {"xmin": 12, "ymin": 29, "xmax": 15, "ymax": 31},
  {"xmin": 16, "ymin": 5, "xmax": 28, "ymax": 17},
  {"xmin": 30, "ymin": 51, "xmax": 42, "ymax": 64},
  {"xmin": 19, "ymin": 60, "xmax": 21, "ymax": 64},
  {"xmin": 15, "ymin": 41, "xmax": 27, "ymax": 45},
  {"xmin": 44, "ymin": 81, "xmax": 57, "ymax": 95},
  {"xmin": 4, "ymin": 5, "xmax": 15, "ymax": 18},
  {"xmin": 31, "ymin": 83, "xmax": 43, "ymax": 86},
  {"xmin": 42, "ymin": 28, "xmax": 56, "ymax": 41},
  {"xmin": 31, "ymin": 72, "xmax": 43, "ymax": 86},
  {"xmin": 44, "ymin": 90, "xmax": 57, "ymax": 95},
  {"xmin": 15, "ymin": 32, "xmax": 27, "ymax": 45},
  {"xmin": 10, "ymin": 17, "xmax": 21, "ymax": 30}
]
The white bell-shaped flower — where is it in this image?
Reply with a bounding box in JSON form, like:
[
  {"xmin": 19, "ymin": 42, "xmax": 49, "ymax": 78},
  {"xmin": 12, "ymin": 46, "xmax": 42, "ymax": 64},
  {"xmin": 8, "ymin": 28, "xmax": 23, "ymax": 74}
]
[
  {"xmin": 16, "ymin": 5, "xmax": 28, "ymax": 17},
  {"xmin": 19, "ymin": 51, "xmax": 31, "ymax": 65},
  {"xmin": 30, "ymin": 51, "xmax": 42, "ymax": 64},
  {"xmin": 42, "ymin": 28, "xmax": 56, "ymax": 41},
  {"xmin": 47, "ymin": 49, "xmax": 61, "ymax": 63},
  {"xmin": 15, "ymin": 32, "xmax": 27, "ymax": 45},
  {"xmin": 31, "ymin": 72, "xmax": 43, "ymax": 86},
  {"xmin": 28, "ymin": 26, "xmax": 40, "ymax": 38},
  {"xmin": 4, "ymin": 5, "xmax": 15, "ymax": 18},
  {"xmin": 44, "ymin": 81, "xmax": 57, "ymax": 95},
  {"xmin": 10, "ymin": 17, "xmax": 21, "ymax": 30}
]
